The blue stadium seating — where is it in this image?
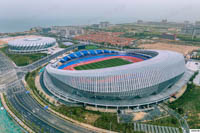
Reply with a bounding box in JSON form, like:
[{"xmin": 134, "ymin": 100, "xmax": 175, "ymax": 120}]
[
  {"xmin": 59, "ymin": 49, "xmax": 122, "ymax": 64},
  {"xmin": 63, "ymin": 56, "xmax": 70, "ymax": 61},
  {"xmin": 81, "ymin": 50, "xmax": 89, "ymax": 56},
  {"xmin": 103, "ymin": 49, "xmax": 110, "ymax": 53},
  {"xmin": 96, "ymin": 50, "xmax": 103, "ymax": 54},
  {"xmin": 132, "ymin": 53, "xmax": 150, "ymax": 60},
  {"xmin": 57, "ymin": 49, "xmax": 150, "ymax": 70},
  {"xmin": 68, "ymin": 53, "xmax": 76, "ymax": 59},
  {"xmin": 60, "ymin": 59, "xmax": 65, "ymax": 63},
  {"xmin": 74, "ymin": 52, "xmax": 83, "ymax": 57},
  {"xmin": 88, "ymin": 50, "xmax": 96, "ymax": 55}
]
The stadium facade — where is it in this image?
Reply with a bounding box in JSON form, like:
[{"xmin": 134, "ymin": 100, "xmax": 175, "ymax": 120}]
[
  {"xmin": 8, "ymin": 37, "xmax": 56, "ymax": 53},
  {"xmin": 43, "ymin": 49, "xmax": 186, "ymax": 108}
]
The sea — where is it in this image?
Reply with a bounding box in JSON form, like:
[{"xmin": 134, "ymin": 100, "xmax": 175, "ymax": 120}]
[
  {"xmin": 0, "ymin": 18, "xmax": 135, "ymax": 33},
  {"xmin": 0, "ymin": 19, "xmax": 87, "ymax": 33}
]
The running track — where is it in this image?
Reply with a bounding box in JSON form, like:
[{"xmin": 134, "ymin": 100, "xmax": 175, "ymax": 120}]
[{"xmin": 59, "ymin": 55, "xmax": 144, "ymax": 70}]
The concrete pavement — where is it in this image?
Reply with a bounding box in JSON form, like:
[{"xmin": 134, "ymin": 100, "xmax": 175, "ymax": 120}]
[
  {"xmin": 159, "ymin": 104, "xmax": 189, "ymax": 133},
  {"xmin": 0, "ymin": 49, "xmax": 97, "ymax": 133}
]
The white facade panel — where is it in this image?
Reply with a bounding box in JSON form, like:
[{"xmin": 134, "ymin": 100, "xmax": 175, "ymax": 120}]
[
  {"xmin": 8, "ymin": 37, "xmax": 56, "ymax": 53},
  {"xmin": 46, "ymin": 50, "xmax": 186, "ymax": 96}
]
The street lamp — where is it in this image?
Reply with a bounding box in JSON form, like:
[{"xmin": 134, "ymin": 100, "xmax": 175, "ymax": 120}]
[{"xmin": 110, "ymin": 122, "xmax": 112, "ymax": 133}]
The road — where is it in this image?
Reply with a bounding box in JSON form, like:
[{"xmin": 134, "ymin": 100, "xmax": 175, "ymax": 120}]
[
  {"xmin": 159, "ymin": 104, "xmax": 189, "ymax": 133},
  {"xmin": 6, "ymin": 81, "xmax": 93, "ymax": 133},
  {"xmin": 17, "ymin": 43, "xmax": 123, "ymax": 73},
  {"xmin": 0, "ymin": 45, "xmax": 98, "ymax": 133},
  {"xmin": 1, "ymin": 43, "xmax": 126, "ymax": 133},
  {"xmin": 17, "ymin": 43, "xmax": 86, "ymax": 72}
]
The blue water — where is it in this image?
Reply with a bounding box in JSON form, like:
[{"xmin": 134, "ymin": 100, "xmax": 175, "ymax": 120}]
[
  {"xmin": 0, "ymin": 99, "xmax": 23, "ymax": 133},
  {"xmin": 58, "ymin": 54, "xmax": 144, "ymax": 69},
  {"xmin": 0, "ymin": 18, "xmax": 90, "ymax": 33},
  {"xmin": 0, "ymin": 17, "xmax": 136, "ymax": 33}
]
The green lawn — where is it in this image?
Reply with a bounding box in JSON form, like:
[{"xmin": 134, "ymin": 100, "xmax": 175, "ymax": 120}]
[
  {"xmin": 85, "ymin": 45, "xmax": 99, "ymax": 50},
  {"xmin": 74, "ymin": 58, "xmax": 132, "ymax": 70},
  {"xmin": 168, "ymin": 82, "xmax": 200, "ymax": 128},
  {"xmin": 58, "ymin": 42, "xmax": 70, "ymax": 48},
  {"xmin": 25, "ymin": 68, "xmax": 144, "ymax": 133},
  {"xmin": 94, "ymin": 113, "xmax": 144, "ymax": 133},
  {"xmin": 0, "ymin": 47, "xmax": 47, "ymax": 66},
  {"xmin": 145, "ymin": 116, "xmax": 180, "ymax": 128},
  {"xmin": 55, "ymin": 105, "xmax": 144, "ymax": 133}
]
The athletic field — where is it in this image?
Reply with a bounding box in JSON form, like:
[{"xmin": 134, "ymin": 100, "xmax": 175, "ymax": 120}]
[{"xmin": 74, "ymin": 58, "xmax": 132, "ymax": 70}]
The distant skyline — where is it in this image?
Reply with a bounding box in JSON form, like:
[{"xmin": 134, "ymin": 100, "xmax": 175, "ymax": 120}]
[{"xmin": 1, "ymin": 0, "xmax": 200, "ymax": 32}]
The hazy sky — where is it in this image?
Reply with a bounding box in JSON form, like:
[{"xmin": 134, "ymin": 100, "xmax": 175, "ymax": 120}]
[{"xmin": 0, "ymin": 0, "xmax": 200, "ymax": 32}]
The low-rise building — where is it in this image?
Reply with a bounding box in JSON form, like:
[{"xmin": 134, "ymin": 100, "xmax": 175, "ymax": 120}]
[
  {"xmin": 161, "ymin": 33, "xmax": 176, "ymax": 40},
  {"xmin": 50, "ymin": 26, "xmax": 85, "ymax": 38},
  {"xmin": 181, "ymin": 22, "xmax": 200, "ymax": 36},
  {"xmin": 74, "ymin": 32, "xmax": 135, "ymax": 46},
  {"xmin": 100, "ymin": 21, "xmax": 110, "ymax": 28}
]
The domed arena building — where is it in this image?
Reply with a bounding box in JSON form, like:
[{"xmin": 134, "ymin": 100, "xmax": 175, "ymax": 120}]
[
  {"xmin": 42, "ymin": 49, "xmax": 188, "ymax": 108},
  {"xmin": 8, "ymin": 37, "xmax": 56, "ymax": 53}
]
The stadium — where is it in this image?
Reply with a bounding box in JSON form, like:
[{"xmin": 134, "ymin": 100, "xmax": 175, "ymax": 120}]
[
  {"xmin": 42, "ymin": 49, "xmax": 186, "ymax": 108},
  {"xmin": 8, "ymin": 37, "xmax": 56, "ymax": 53}
]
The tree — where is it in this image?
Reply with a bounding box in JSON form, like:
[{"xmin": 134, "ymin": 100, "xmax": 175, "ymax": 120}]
[
  {"xmin": 171, "ymin": 118, "xmax": 178, "ymax": 125},
  {"xmin": 177, "ymin": 107, "xmax": 184, "ymax": 114}
]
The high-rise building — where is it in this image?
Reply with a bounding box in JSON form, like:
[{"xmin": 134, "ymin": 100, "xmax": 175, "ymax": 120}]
[
  {"xmin": 195, "ymin": 21, "xmax": 200, "ymax": 26},
  {"xmin": 161, "ymin": 19, "xmax": 168, "ymax": 24},
  {"xmin": 51, "ymin": 26, "xmax": 84, "ymax": 37},
  {"xmin": 100, "ymin": 21, "xmax": 110, "ymax": 28},
  {"xmin": 184, "ymin": 21, "xmax": 190, "ymax": 25},
  {"xmin": 137, "ymin": 20, "xmax": 143, "ymax": 24},
  {"xmin": 181, "ymin": 21, "xmax": 200, "ymax": 36}
]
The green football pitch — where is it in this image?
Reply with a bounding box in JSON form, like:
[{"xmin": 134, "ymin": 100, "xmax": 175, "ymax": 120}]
[{"xmin": 74, "ymin": 58, "xmax": 132, "ymax": 70}]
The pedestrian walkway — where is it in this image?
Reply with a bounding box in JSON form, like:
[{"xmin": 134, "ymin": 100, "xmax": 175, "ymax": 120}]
[
  {"xmin": 133, "ymin": 123, "xmax": 180, "ymax": 133},
  {"xmin": 0, "ymin": 94, "xmax": 24, "ymax": 133},
  {"xmin": 193, "ymin": 71, "xmax": 200, "ymax": 86},
  {"xmin": 0, "ymin": 93, "xmax": 34, "ymax": 133}
]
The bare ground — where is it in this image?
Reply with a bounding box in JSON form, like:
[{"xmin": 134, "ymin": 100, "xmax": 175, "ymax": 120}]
[
  {"xmin": 0, "ymin": 40, "xmax": 7, "ymax": 45},
  {"xmin": 138, "ymin": 42, "xmax": 200, "ymax": 56},
  {"xmin": 84, "ymin": 113, "xmax": 100, "ymax": 125},
  {"xmin": 169, "ymin": 85, "xmax": 187, "ymax": 102},
  {"xmin": 132, "ymin": 112, "xmax": 147, "ymax": 121}
]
